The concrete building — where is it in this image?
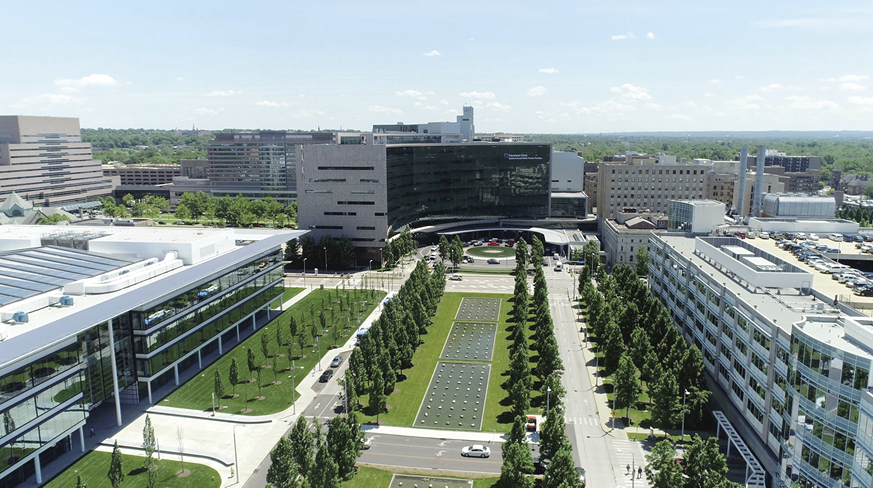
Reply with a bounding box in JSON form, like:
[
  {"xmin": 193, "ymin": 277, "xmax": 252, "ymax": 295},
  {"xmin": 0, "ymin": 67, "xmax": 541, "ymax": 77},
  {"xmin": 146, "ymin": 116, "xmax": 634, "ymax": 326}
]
[
  {"xmin": 180, "ymin": 159, "xmax": 208, "ymax": 179},
  {"xmin": 734, "ymin": 173, "xmax": 786, "ymax": 218},
  {"xmin": 648, "ymin": 233, "xmax": 873, "ymax": 488},
  {"xmin": 596, "ymin": 156, "xmax": 711, "ymax": 221},
  {"xmin": 103, "ymin": 164, "xmax": 182, "ymax": 186},
  {"xmin": 373, "ymin": 106, "xmax": 474, "ymax": 143},
  {"xmin": 474, "ymin": 133, "xmax": 523, "ymax": 143},
  {"xmin": 0, "ymin": 116, "xmax": 113, "ymax": 207},
  {"xmin": 667, "ymin": 199, "xmax": 726, "ymax": 234},
  {"xmin": 708, "ymin": 172, "xmax": 738, "ymax": 210},
  {"xmin": 0, "ymin": 225, "xmax": 301, "ymax": 486},
  {"xmin": 761, "ymin": 194, "xmax": 836, "ymax": 219},
  {"xmin": 206, "ymin": 131, "xmax": 336, "ymax": 204},
  {"xmin": 551, "ymin": 151, "xmax": 585, "ymax": 192},
  {"xmin": 745, "ymin": 153, "xmax": 822, "ymax": 173},
  {"xmin": 601, "ymin": 210, "xmax": 667, "ymax": 267}
]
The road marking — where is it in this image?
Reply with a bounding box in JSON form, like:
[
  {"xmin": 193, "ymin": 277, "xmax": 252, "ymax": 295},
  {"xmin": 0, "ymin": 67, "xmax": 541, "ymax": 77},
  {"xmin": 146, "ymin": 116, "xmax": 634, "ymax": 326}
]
[
  {"xmin": 436, "ymin": 450, "xmax": 446, "ymax": 457},
  {"xmin": 361, "ymin": 451, "xmax": 501, "ymax": 465}
]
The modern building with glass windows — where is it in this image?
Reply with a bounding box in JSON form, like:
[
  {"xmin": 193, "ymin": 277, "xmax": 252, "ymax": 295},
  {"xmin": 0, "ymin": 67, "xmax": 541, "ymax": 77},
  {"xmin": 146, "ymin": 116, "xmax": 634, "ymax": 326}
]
[
  {"xmin": 0, "ymin": 225, "xmax": 302, "ymax": 487},
  {"xmin": 648, "ymin": 233, "xmax": 873, "ymax": 488}
]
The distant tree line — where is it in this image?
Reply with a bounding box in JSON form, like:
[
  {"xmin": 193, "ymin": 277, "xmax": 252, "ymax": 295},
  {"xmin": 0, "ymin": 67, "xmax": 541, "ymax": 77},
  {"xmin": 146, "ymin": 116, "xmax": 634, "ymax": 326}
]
[{"xmin": 83, "ymin": 128, "xmax": 212, "ymax": 165}]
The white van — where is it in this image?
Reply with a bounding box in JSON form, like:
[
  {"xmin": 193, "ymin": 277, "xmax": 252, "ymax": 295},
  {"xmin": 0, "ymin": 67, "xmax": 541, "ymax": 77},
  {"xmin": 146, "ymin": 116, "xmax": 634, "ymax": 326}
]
[
  {"xmin": 829, "ymin": 233, "xmax": 843, "ymax": 242},
  {"xmin": 554, "ymin": 262, "xmax": 563, "ymax": 272}
]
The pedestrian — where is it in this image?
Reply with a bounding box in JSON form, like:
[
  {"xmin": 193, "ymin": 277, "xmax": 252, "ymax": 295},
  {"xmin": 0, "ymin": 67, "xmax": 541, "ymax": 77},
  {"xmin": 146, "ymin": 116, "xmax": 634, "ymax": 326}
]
[
  {"xmin": 626, "ymin": 464, "xmax": 631, "ymax": 475},
  {"xmin": 638, "ymin": 466, "xmax": 643, "ymax": 478},
  {"xmin": 89, "ymin": 427, "xmax": 94, "ymax": 437}
]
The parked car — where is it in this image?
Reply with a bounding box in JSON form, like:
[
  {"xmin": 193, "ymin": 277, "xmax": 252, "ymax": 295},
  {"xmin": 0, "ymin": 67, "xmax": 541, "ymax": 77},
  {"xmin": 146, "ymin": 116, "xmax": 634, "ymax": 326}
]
[
  {"xmin": 319, "ymin": 370, "xmax": 334, "ymax": 382},
  {"xmin": 329, "ymin": 356, "xmax": 344, "ymax": 368},
  {"xmin": 856, "ymin": 286, "xmax": 873, "ymax": 297},
  {"xmin": 829, "ymin": 233, "xmax": 843, "ymax": 242},
  {"xmin": 449, "ymin": 274, "xmax": 463, "ymax": 281},
  {"xmin": 855, "ymin": 235, "xmax": 866, "ymax": 242},
  {"xmin": 461, "ymin": 445, "xmax": 491, "ymax": 458},
  {"xmin": 759, "ymin": 232, "xmax": 770, "ymax": 239},
  {"xmin": 865, "ymin": 235, "xmax": 873, "ymax": 242},
  {"xmin": 473, "ymin": 241, "xmax": 483, "ymax": 246},
  {"xmin": 487, "ymin": 241, "xmax": 500, "ymax": 246},
  {"xmin": 808, "ymin": 234, "xmax": 820, "ymax": 241}
]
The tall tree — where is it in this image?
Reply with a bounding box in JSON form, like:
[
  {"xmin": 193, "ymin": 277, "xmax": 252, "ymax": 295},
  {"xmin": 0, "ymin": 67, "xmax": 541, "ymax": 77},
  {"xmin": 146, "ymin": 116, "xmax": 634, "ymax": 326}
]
[
  {"xmin": 601, "ymin": 319, "xmax": 625, "ymax": 373},
  {"xmin": 247, "ymin": 348, "xmax": 257, "ymax": 381},
  {"xmin": 214, "ymin": 369, "xmax": 224, "ymax": 410},
  {"xmin": 438, "ymin": 235, "xmax": 450, "ymax": 262},
  {"xmin": 636, "ymin": 246, "xmax": 650, "ymax": 276},
  {"xmin": 311, "ymin": 440, "xmax": 341, "ymax": 488},
  {"xmin": 327, "ymin": 416, "xmax": 357, "ymax": 480},
  {"xmin": 500, "ymin": 441, "xmax": 536, "ymax": 488},
  {"xmin": 651, "ymin": 374, "xmax": 681, "ymax": 428},
  {"xmin": 289, "ymin": 417, "xmax": 314, "ymax": 478},
  {"xmin": 645, "ymin": 439, "xmax": 685, "ymax": 488},
  {"xmin": 107, "ymin": 440, "xmax": 124, "ymax": 488},
  {"xmin": 229, "ymin": 358, "xmax": 240, "ymax": 397},
  {"xmin": 261, "ymin": 332, "xmax": 271, "ymax": 359},
  {"xmin": 288, "ymin": 316, "xmax": 299, "ymax": 356},
  {"xmin": 614, "ymin": 354, "xmax": 641, "ymax": 421},
  {"xmin": 539, "ymin": 406, "xmax": 568, "ymax": 462},
  {"xmin": 629, "ymin": 327, "xmax": 651, "ymax": 373},
  {"xmin": 76, "ymin": 475, "xmax": 86, "ymax": 488},
  {"xmin": 684, "ymin": 435, "xmax": 743, "ymax": 488},
  {"xmin": 142, "ymin": 414, "xmax": 157, "ymax": 488},
  {"xmin": 369, "ymin": 367, "xmax": 387, "ymax": 423},
  {"xmin": 542, "ymin": 445, "xmax": 582, "ymax": 488},
  {"xmin": 266, "ymin": 436, "xmax": 298, "ymax": 488},
  {"xmin": 451, "ymin": 235, "xmax": 464, "ymax": 270}
]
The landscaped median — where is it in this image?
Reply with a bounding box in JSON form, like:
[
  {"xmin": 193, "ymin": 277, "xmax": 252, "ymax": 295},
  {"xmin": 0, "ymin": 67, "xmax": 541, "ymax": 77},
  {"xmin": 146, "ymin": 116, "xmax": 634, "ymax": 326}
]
[
  {"xmin": 356, "ymin": 292, "xmax": 533, "ymax": 433},
  {"xmin": 161, "ymin": 287, "xmax": 385, "ymax": 416},
  {"xmin": 42, "ymin": 450, "xmax": 220, "ymax": 488},
  {"xmin": 344, "ymin": 466, "xmax": 499, "ymax": 488}
]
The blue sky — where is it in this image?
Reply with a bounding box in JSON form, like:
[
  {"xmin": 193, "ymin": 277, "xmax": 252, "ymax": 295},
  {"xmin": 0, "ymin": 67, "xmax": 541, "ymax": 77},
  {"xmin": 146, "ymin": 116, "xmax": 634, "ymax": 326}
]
[{"xmin": 2, "ymin": 0, "xmax": 872, "ymax": 133}]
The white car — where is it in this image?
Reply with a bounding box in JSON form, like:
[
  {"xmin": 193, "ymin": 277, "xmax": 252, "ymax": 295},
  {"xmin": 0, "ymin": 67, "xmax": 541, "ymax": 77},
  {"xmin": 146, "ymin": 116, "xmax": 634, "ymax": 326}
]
[
  {"xmin": 808, "ymin": 234, "xmax": 820, "ymax": 241},
  {"xmin": 449, "ymin": 274, "xmax": 463, "ymax": 281},
  {"xmin": 461, "ymin": 445, "xmax": 491, "ymax": 458},
  {"xmin": 759, "ymin": 232, "xmax": 770, "ymax": 239},
  {"xmin": 361, "ymin": 437, "xmax": 371, "ymax": 449}
]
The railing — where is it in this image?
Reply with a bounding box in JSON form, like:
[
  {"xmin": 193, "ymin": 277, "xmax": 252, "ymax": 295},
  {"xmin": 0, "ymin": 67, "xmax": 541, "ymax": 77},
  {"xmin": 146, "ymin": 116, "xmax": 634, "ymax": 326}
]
[{"xmin": 713, "ymin": 410, "xmax": 767, "ymax": 488}]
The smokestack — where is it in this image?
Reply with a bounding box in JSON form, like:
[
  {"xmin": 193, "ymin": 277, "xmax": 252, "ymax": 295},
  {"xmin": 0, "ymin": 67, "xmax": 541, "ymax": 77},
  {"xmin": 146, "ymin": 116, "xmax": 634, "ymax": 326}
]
[
  {"xmin": 751, "ymin": 145, "xmax": 766, "ymax": 218},
  {"xmin": 736, "ymin": 145, "xmax": 748, "ymax": 222}
]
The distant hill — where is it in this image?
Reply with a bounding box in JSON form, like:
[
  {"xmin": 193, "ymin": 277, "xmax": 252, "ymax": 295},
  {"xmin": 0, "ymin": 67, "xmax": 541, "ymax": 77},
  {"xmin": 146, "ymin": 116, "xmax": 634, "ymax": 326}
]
[{"xmin": 531, "ymin": 131, "xmax": 873, "ymax": 139}]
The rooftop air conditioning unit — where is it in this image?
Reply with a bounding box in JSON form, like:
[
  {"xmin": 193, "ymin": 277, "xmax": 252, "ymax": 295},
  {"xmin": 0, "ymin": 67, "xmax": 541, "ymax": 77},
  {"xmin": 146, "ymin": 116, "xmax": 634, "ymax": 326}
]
[
  {"xmin": 59, "ymin": 296, "xmax": 74, "ymax": 307},
  {"xmin": 11, "ymin": 312, "xmax": 28, "ymax": 323}
]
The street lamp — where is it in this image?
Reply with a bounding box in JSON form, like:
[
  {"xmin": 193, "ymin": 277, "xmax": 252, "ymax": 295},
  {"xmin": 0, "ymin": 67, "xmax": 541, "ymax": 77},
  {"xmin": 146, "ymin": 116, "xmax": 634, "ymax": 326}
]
[
  {"xmin": 290, "ymin": 359, "xmax": 303, "ymax": 414},
  {"xmin": 317, "ymin": 335, "xmax": 322, "ymax": 372},
  {"xmin": 546, "ymin": 387, "xmax": 551, "ymax": 417},
  {"xmin": 324, "ymin": 247, "xmax": 328, "ymax": 273},
  {"xmin": 233, "ymin": 424, "xmax": 247, "ymax": 484},
  {"xmin": 369, "ymin": 260, "xmax": 373, "ymax": 277},
  {"xmin": 303, "ymin": 258, "xmax": 307, "ymax": 289},
  {"xmin": 681, "ymin": 389, "xmax": 690, "ymax": 442}
]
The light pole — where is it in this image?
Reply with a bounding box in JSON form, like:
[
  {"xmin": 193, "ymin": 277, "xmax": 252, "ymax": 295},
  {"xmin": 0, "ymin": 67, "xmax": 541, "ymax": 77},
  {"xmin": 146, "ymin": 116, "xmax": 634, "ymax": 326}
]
[
  {"xmin": 303, "ymin": 258, "xmax": 307, "ymax": 289},
  {"xmin": 324, "ymin": 247, "xmax": 328, "ymax": 274},
  {"xmin": 369, "ymin": 260, "xmax": 372, "ymax": 279},
  {"xmin": 291, "ymin": 359, "xmax": 303, "ymax": 414},
  {"xmin": 316, "ymin": 335, "xmax": 322, "ymax": 371},
  {"xmin": 546, "ymin": 387, "xmax": 551, "ymax": 417},
  {"xmin": 681, "ymin": 389, "xmax": 689, "ymax": 442},
  {"xmin": 343, "ymin": 374, "xmax": 350, "ymax": 416},
  {"xmin": 357, "ymin": 301, "xmax": 368, "ymax": 327},
  {"xmin": 233, "ymin": 424, "xmax": 246, "ymax": 484}
]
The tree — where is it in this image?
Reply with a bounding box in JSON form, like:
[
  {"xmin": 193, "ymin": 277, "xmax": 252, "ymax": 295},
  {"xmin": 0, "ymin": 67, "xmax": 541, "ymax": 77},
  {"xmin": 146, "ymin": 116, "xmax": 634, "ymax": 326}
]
[
  {"xmin": 343, "ymin": 374, "xmax": 359, "ymax": 413},
  {"xmin": 542, "ymin": 444, "xmax": 581, "ymax": 488},
  {"xmin": 261, "ymin": 332, "xmax": 271, "ymax": 359},
  {"xmin": 684, "ymin": 435, "xmax": 743, "ymax": 488},
  {"xmin": 601, "ymin": 319, "xmax": 625, "ymax": 373},
  {"xmin": 289, "ymin": 416, "xmax": 314, "ymax": 478},
  {"xmin": 531, "ymin": 236, "xmax": 544, "ymax": 267},
  {"xmin": 38, "ymin": 213, "xmax": 72, "ymax": 225},
  {"xmin": 122, "ymin": 193, "xmax": 135, "ymax": 207},
  {"xmin": 636, "ymin": 246, "xmax": 650, "ymax": 276},
  {"xmin": 107, "ymin": 440, "xmax": 124, "ymax": 488},
  {"xmin": 311, "ymin": 439, "xmax": 341, "ymax": 488},
  {"xmin": 614, "ymin": 354, "xmax": 641, "ymax": 422},
  {"xmin": 247, "ymin": 348, "xmax": 257, "ymax": 381},
  {"xmin": 327, "ymin": 416, "xmax": 357, "ymax": 480},
  {"xmin": 266, "ymin": 436, "xmax": 298, "ymax": 488},
  {"xmin": 229, "ymin": 358, "xmax": 240, "ymax": 397},
  {"xmin": 516, "ymin": 237, "xmax": 529, "ymax": 267},
  {"xmin": 76, "ymin": 475, "xmax": 87, "ymax": 488},
  {"xmin": 174, "ymin": 202, "xmax": 192, "ymax": 221},
  {"xmin": 500, "ymin": 441, "xmax": 536, "ymax": 488},
  {"xmin": 289, "ymin": 316, "xmax": 299, "ymax": 357},
  {"xmin": 369, "ymin": 367, "xmax": 387, "ymax": 423},
  {"xmin": 539, "ymin": 405, "xmax": 568, "ymax": 462},
  {"xmin": 629, "ymin": 327, "xmax": 651, "ymax": 373},
  {"xmin": 336, "ymin": 236, "xmax": 356, "ymax": 269},
  {"xmin": 256, "ymin": 367, "xmax": 263, "ymax": 397},
  {"xmin": 285, "ymin": 239, "xmax": 301, "ymax": 268},
  {"xmin": 214, "ymin": 369, "xmax": 224, "ymax": 410},
  {"xmin": 438, "ymin": 234, "xmax": 450, "ymax": 262},
  {"xmin": 142, "ymin": 414, "xmax": 157, "ymax": 474},
  {"xmin": 276, "ymin": 325, "xmax": 285, "ymax": 352},
  {"xmin": 651, "ymin": 373, "xmax": 682, "ymax": 428},
  {"xmin": 645, "ymin": 439, "xmax": 684, "ymax": 488}
]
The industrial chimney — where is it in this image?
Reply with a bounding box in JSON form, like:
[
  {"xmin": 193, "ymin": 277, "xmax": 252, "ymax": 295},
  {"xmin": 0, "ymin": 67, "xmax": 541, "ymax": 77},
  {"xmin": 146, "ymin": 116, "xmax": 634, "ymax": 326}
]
[
  {"xmin": 736, "ymin": 145, "xmax": 748, "ymax": 222},
  {"xmin": 751, "ymin": 145, "xmax": 766, "ymax": 219}
]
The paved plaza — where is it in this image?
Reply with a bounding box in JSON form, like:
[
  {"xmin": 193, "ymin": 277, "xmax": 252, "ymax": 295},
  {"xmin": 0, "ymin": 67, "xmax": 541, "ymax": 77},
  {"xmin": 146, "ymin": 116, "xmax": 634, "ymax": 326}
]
[
  {"xmin": 454, "ymin": 297, "xmax": 501, "ymax": 322},
  {"xmin": 414, "ymin": 361, "xmax": 490, "ymax": 431},
  {"xmin": 440, "ymin": 322, "xmax": 497, "ymax": 361}
]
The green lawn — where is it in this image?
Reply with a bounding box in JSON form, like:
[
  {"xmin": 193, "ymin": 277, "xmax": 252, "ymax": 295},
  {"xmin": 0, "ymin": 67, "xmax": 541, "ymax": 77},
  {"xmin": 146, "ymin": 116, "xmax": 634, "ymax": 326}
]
[
  {"xmin": 282, "ymin": 287, "xmax": 304, "ymax": 303},
  {"xmin": 356, "ymin": 291, "xmax": 539, "ymax": 432},
  {"xmin": 161, "ymin": 288, "xmax": 384, "ymax": 416},
  {"xmin": 42, "ymin": 451, "xmax": 220, "ymax": 488},
  {"xmin": 466, "ymin": 246, "xmax": 515, "ymax": 258},
  {"xmin": 343, "ymin": 466, "xmax": 395, "ymax": 487}
]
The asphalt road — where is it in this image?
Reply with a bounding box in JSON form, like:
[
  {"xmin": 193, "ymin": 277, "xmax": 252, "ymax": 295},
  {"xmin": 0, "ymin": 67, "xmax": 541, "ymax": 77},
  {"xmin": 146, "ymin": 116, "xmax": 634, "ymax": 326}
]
[{"xmin": 358, "ymin": 433, "xmax": 503, "ymax": 474}]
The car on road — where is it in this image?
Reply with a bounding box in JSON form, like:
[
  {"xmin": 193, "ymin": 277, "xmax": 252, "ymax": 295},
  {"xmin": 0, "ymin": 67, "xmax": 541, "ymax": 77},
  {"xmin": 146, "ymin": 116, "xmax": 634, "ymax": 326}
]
[
  {"xmin": 487, "ymin": 241, "xmax": 500, "ymax": 246},
  {"xmin": 319, "ymin": 369, "xmax": 334, "ymax": 382},
  {"xmin": 361, "ymin": 437, "xmax": 371, "ymax": 449},
  {"xmin": 576, "ymin": 467, "xmax": 586, "ymax": 486},
  {"xmin": 449, "ymin": 274, "xmax": 463, "ymax": 281},
  {"xmin": 472, "ymin": 241, "xmax": 483, "ymax": 246},
  {"xmin": 329, "ymin": 356, "xmax": 343, "ymax": 368},
  {"xmin": 461, "ymin": 445, "xmax": 491, "ymax": 458},
  {"xmin": 487, "ymin": 258, "xmax": 500, "ymax": 264},
  {"xmin": 464, "ymin": 256, "xmax": 474, "ymax": 263}
]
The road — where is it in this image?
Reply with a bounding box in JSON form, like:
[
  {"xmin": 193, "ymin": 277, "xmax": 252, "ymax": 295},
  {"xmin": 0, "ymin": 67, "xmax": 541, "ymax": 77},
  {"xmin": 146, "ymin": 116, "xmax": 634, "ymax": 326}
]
[{"xmin": 358, "ymin": 434, "xmax": 503, "ymax": 474}]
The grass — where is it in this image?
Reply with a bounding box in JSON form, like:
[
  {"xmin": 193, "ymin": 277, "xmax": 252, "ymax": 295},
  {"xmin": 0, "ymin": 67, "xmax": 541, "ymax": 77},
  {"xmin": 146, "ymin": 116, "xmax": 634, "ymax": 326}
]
[
  {"xmin": 344, "ymin": 466, "xmax": 498, "ymax": 488},
  {"xmin": 42, "ymin": 451, "xmax": 220, "ymax": 488},
  {"xmin": 282, "ymin": 287, "xmax": 304, "ymax": 302},
  {"xmin": 161, "ymin": 288, "xmax": 385, "ymax": 415},
  {"xmin": 356, "ymin": 291, "xmax": 539, "ymax": 432},
  {"xmin": 466, "ymin": 246, "xmax": 515, "ymax": 258}
]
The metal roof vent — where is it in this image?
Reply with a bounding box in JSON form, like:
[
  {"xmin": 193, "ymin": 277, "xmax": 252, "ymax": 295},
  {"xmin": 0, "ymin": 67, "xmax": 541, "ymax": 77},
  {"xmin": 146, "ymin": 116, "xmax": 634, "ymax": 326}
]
[
  {"xmin": 59, "ymin": 296, "xmax": 74, "ymax": 307},
  {"xmin": 11, "ymin": 312, "xmax": 28, "ymax": 323}
]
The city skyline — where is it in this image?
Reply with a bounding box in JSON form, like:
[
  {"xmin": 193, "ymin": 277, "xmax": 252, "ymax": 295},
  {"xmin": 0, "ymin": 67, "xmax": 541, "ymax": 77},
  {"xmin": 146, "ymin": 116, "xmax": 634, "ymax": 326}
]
[{"xmin": 2, "ymin": 0, "xmax": 872, "ymax": 133}]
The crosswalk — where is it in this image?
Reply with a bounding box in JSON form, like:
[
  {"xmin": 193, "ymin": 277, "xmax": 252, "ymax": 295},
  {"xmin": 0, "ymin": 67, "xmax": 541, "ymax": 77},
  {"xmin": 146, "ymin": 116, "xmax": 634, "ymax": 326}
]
[
  {"xmin": 613, "ymin": 439, "xmax": 650, "ymax": 487},
  {"xmin": 565, "ymin": 415, "xmax": 599, "ymax": 426}
]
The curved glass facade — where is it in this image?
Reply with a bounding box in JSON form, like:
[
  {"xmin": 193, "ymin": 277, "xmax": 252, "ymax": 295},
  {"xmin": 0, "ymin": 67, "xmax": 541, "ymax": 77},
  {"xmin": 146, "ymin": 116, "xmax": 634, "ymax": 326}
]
[{"xmin": 385, "ymin": 144, "xmax": 550, "ymax": 231}]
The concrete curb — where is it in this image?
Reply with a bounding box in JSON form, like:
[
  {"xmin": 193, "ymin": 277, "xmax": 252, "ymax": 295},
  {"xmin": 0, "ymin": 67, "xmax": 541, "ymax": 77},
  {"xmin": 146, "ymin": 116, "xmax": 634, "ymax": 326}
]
[
  {"xmin": 146, "ymin": 405, "xmax": 274, "ymax": 424},
  {"xmin": 99, "ymin": 439, "xmax": 235, "ymax": 466}
]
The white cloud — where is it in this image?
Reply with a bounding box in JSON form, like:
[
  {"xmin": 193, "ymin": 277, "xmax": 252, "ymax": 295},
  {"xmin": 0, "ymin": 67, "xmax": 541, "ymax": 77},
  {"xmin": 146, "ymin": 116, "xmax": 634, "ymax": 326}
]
[
  {"xmin": 423, "ymin": 50, "xmax": 441, "ymax": 57},
  {"xmin": 193, "ymin": 107, "xmax": 223, "ymax": 116},
  {"xmin": 784, "ymin": 95, "xmax": 839, "ymax": 110},
  {"xmin": 396, "ymin": 89, "xmax": 435, "ymax": 97},
  {"xmin": 709, "ymin": 79, "xmax": 720, "ymax": 84},
  {"xmin": 58, "ymin": 87, "xmax": 79, "ymax": 94},
  {"xmin": 368, "ymin": 105, "xmax": 402, "ymax": 114},
  {"xmin": 725, "ymin": 94, "xmax": 765, "ymax": 110},
  {"xmin": 610, "ymin": 83, "xmax": 652, "ymax": 101},
  {"xmin": 55, "ymin": 74, "xmax": 118, "ymax": 88},
  {"xmin": 841, "ymin": 82, "xmax": 867, "ymax": 91},
  {"xmin": 760, "ymin": 84, "xmax": 783, "ymax": 91},
  {"xmin": 841, "ymin": 74, "xmax": 870, "ymax": 82},
  {"xmin": 294, "ymin": 109, "xmax": 324, "ymax": 117},
  {"xmin": 256, "ymin": 100, "xmax": 289, "ymax": 107},
  {"xmin": 527, "ymin": 85, "xmax": 547, "ymax": 97},
  {"xmin": 460, "ymin": 91, "xmax": 496, "ymax": 99},
  {"xmin": 488, "ymin": 102, "xmax": 512, "ymax": 112},
  {"xmin": 206, "ymin": 90, "xmax": 242, "ymax": 97},
  {"xmin": 704, "ymin": 93, "xmax": 715, "ymax": 97},
  {"xmin": 611, "ymin": 33, "xmax": 634, "ymax": 40},
  {"xmin": 423, "ymin": 105, "xmax": 437, "ymax": 110},
  {"xmin": 575, "ymin": 99, "xmax": 639, "ymax": 118},
  {"xmin": 680, "ymin": 101, "xmax": 698, "ymax": 108},
  {"xmin": 413, "ymin": 102, "xmax": 423, "ymax": 107},
  {"xmin": 445, "ymin": 109, "xmax": 461, "ymax": 116},
  {"xmin": 666, "ymin": 114, "xmax": 693, "ymax": 121},
  {"xmin": 849, "ymin": 97, "xmax": 873, "ymax": 105},
  {"xmin": 646, "ymin": 32, "xmax": 656, "ymax": 39},
  {"xmin": 536, "ymin": 111, "xmax": 546, "ymax": 119},
  {"xmin": 539, "ymin": 68, "xmax": 559, "ymax": 74},
  {"xmin": 19, "ymin": 93, "xmax": 83, "ymax": 105},
  {"xmin": 645, "ymin": 103, "xmax": 663, "ymax": 110},
  {"xmin": 175, "ymin": 77, "xmax": 185, "ymax": 82},
  {"xmin": 439, "ymin": 99, "xmax": 449, "ymax": 105}
]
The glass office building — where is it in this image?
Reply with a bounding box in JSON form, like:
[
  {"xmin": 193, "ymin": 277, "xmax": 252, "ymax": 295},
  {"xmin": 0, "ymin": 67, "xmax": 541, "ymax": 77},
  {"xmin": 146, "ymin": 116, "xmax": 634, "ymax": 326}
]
[{"xmin": 385, "ymin": 143, "xmax": 551, "ymax": 230}]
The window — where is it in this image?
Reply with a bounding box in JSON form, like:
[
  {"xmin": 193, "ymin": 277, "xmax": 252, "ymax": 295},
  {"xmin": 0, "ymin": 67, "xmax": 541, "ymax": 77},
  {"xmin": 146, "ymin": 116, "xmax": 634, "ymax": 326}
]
[{"xmin": 356, "ymin": 226, "xmax": 376, "ymax": 231}]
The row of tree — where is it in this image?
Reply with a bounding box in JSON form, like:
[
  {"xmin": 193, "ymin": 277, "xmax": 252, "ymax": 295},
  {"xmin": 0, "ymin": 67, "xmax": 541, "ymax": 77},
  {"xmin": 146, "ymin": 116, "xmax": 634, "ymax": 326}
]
[
  {"xmin": 581, "ymin": 256, "xmax": 710, "ymax": 429},
  {"xmin": 347, "ymin": 259, "xmax": 446, "ymax": 421},
  {"xmin": 646, "ymin": 436, "xmax": 742, "ymax": 488},
  {"xmin": 174, "ymin": 191, "xmax": 297, "ymax": 228},
  {"xmin": 499, "ymin": 237, "xmax": 581, "ymax": 487},
  {"xmin": 266, "ymin": 414, "xmax": 363, "ymax": 488},
  {"xmin": 285, "ymin": 227, "xmax": 417, "ymax": 272},
  {"xmin": 836, "ymin": 205, "xmax": 873, "ymax": 228}
]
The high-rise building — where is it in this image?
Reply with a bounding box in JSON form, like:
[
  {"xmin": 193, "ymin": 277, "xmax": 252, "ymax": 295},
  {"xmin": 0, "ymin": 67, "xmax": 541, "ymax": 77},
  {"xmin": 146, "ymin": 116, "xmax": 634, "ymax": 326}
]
[
  {"xmin": 372, "ymin": 106, "xmax": 474, "ymax": 143},
  {"xmin": 206, "ymin": 131, "xmax": 335, "ymax": 203},
  {"xmin": 0, "ymin": 116, "xmax": 113, "ymax": 206},
  {"xmin": 745, "ymin": 154, "xmax": 822, "ymax": 173}
]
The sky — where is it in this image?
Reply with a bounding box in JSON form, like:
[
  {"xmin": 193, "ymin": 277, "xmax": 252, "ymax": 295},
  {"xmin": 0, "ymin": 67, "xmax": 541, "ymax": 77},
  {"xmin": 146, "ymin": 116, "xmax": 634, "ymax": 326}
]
[{"xmin": 2, "ymin": 0, "xmax": 873, "ymax": 133}]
